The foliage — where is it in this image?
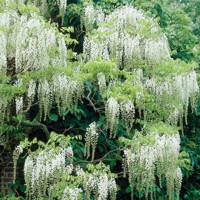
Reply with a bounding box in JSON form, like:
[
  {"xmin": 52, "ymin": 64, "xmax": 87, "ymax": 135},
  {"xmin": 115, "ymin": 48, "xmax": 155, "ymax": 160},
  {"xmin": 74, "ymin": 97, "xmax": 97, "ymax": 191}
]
[
  {"xmin": 0, "ymin": 0, "xmax": 199, "ymax": 200},
  {"xmin": 130, "ymin": 0, "xmax": 199, "ymax": 62}
]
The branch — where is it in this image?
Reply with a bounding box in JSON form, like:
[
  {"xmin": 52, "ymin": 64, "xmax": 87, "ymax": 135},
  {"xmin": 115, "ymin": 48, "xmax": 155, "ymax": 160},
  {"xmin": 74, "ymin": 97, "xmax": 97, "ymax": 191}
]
[
  {"xmin": 84, "ymin": 88, "xmax": 103, "ymax": 114},
  {"xmin": 22, "ymin": 101, "xmax": 38, "ymax": 113},
  {"xmin": 75, "ymin": 148, "xmax": 123, "ymax": 165},
  {"xmin": 13, "ymin": 119, "xmax": 50, "ymax": 139},
  {"xmin": 94, "ymin": 148, "xmax": 123, "ymax": 163},
  {"xmin": 85, "ymin": 88, "xmax": 99, "ymax": 112},
  {"xmin": 98, "ymin": 128, "xmax": 120, "ymax": 149}
]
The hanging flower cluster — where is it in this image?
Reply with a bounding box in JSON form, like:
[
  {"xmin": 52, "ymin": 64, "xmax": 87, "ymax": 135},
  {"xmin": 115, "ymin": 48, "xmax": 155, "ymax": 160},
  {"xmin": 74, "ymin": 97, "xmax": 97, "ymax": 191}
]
[
  {"xmin": 27, "ymin": 79, "xmax": 36, "ymax": 107},
  {"xmin": 124, "ymin": 132, "xmax": 182, "ymax": 200},
  {"xmin": 16, "ymin": 16, "xmax": 66, "ymax": 73},
  {"xmin": 15, "ymin": 75, "xmax": 82, "ymax": 121},
  {"xmin": 82, "ymin": 6, "xmax": 198, "ymax": 199},
  {"xmin": 120, "ymin": 101, "xmax": 135, "ymax": 132},
  {"xmin": 13, "ymin": 145, "xmax": 23, "ymax": 182},
  {"xmin": 83, "ymin": 31, "xmax": 110, "ymax": 62},
  {"xmin": 108, "ymin": 177, "xmax": 118, "ymax": 200},
  {"xmin": 83, "ymin": 5, "xmax": 105, "ymax": 32},
  {"xmin": 76, "ymin": 168, "xmax": 117, "ymax": 200},
  {"xmin": 0, "ymin": 32, "xmax": 7, "ymax": 74},
  {"xmin": 14, "ymin": 79, "xmax": 24, "ymax": 115},
  {"xmin": 144, "ymin": 70, "xmax": 199, "ymax": 125},
  {"xmin": 61, "ymin": 186, "xmax": 82, "ymax": 200},
  {"xmin": 83, "ymin": 5, "xmax": 96, "ymax": 32},
  {"xmin": 65, "ymin": 146, "xmax": 74, "ymax": 164},
  {"xmin": 7, "ymin": 2, "xmax": 199, "ymax": 200},
  {"xmin": 97, "ymin": 72, "xmax": 106, "ymax": 95},
  {"xmin": 104, "ymin": 95, "xmax": 137, "ymax": 136},
  {"xmin": 15, "ymin": 96, "xmax": 23, "ymax": 115},
  {"xmin": 52, "ymin": 73, "xmax": 82, "ymax": 119},
  {"xmin": 0, "ymin": 8, "xmax": 84, "ymax": 121},
  {"xmin": 38, "ymin": 80, "xmax": 51, "ymax": 121},
  {"xmin": 85, "ymin": 122, "xmax": 99, "ymax": 161},
  {"xmin": 15, "ymin": 138, "xmax": 117, "ymax": 200},
  {"xmin": 105, "ymin": 97, "xmax": 120, "ymax": 138},
  {"xmin": 0, "ymin": 10, "xmax": 67, "ymax": 74},
  {"xmin": 104, "ymin": 67, "xmax": 199, "ymax": 134},
  {"xmin": 58, "ymin": 0, "xmax": 68, "ymax": 19},
  {"xmin": 83, "ymin": 6, "xmax": 170, "ymax": 68},
  {"xmin": 24, "ymin": 147, "xmax": 73, "ymax": 199},
  {"xmin": 83, "ymin": 5, "xmax": 198, "ymax": 132},
  {"xmin": 144, "ymin": 36, "xmax": 170, "ymax": 65}
]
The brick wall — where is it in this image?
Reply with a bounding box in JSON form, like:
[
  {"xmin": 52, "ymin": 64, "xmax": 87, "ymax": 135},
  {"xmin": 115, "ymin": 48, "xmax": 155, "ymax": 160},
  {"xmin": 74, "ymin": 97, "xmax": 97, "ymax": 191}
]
[{"xmin": 0, "ymin": 152, "xmax": 18, "ymax": 195}]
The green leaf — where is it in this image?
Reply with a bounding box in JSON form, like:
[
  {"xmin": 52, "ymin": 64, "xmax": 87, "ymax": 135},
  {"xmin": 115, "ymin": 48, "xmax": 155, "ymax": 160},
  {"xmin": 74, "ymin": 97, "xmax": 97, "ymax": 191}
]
[
  {"xmin": 98, "ymin": 145, "xmax": 104, "ymax": 153},
  {"xmin": 125, "ymin": 186, "xmax": 131, "ymax": 193},
  {"xmin": 32, "ymin": 138, "xmax": 37, "ymax": 144},
  {"xmin": 49, "ymin": 113, "xmax": 58, "ymax": 122},
  {"xmin": 20, "ymin": 185, "xmax": 26, "ymax": 193}
]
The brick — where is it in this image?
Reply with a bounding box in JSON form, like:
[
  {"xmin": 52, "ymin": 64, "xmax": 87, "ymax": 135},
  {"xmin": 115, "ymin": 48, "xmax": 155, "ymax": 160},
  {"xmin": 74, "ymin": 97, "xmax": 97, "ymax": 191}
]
[
  {"xmin": 0, "ymin": 152, "xmax": 21, "ymax": 195},
  {"xmin": 7, "ymin": 163, "xmax": 14, "ymax": 168}
]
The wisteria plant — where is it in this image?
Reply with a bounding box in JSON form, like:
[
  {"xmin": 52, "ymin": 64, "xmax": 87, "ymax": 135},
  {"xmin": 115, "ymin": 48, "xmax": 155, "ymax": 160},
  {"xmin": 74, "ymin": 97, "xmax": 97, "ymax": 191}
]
[{"xmin": 0, "ymin": 0, "xmax": 199, "ymax": 200}]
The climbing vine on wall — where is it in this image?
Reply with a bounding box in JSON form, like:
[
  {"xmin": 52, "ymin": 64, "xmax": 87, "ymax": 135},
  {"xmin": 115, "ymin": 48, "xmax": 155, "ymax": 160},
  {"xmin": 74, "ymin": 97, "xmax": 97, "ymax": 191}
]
[{"xmin": 0, "ymin": 0, "xmax": 199, "ymax": 199}]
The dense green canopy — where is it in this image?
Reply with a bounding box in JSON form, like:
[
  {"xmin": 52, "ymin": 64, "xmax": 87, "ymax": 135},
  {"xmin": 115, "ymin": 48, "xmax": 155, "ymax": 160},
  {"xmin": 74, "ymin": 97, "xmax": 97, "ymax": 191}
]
[{"xmin": 0, "ymin": 0, "xmax": 199, "ymax": 199}]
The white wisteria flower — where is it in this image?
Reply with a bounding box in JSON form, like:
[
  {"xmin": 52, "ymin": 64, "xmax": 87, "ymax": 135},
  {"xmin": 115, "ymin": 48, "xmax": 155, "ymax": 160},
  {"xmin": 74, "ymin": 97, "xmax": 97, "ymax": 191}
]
[{"xmin": 105, "ymin": 97, "xmax": 120, "ymax": 138}]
